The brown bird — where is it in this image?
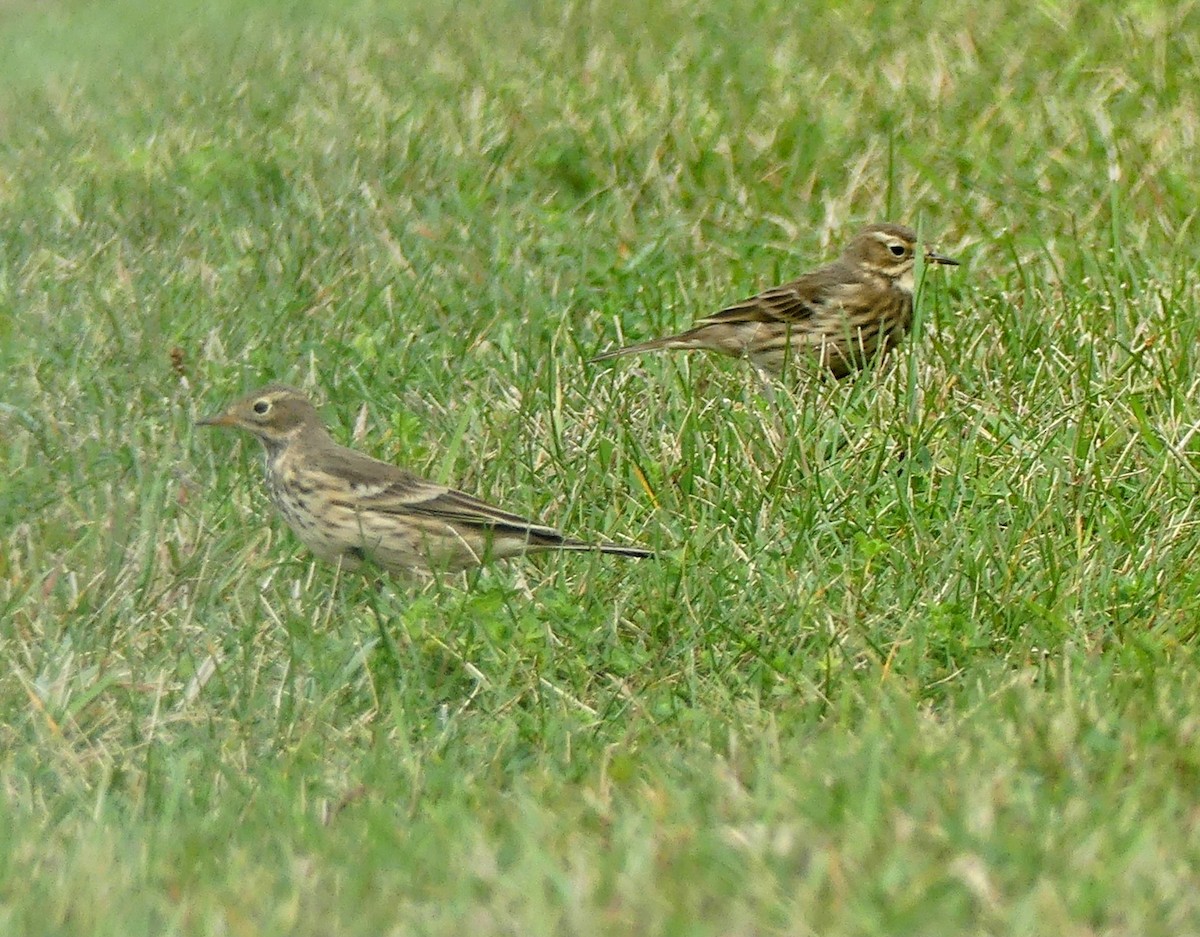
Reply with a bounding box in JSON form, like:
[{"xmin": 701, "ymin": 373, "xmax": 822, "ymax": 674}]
[
  {"xmin": 198, "ymin": 385, "xmax": 653, "ymax": 574},
  {"xmin": 593, "ymin": 222, "xmax": 959, "ymax": 377}
]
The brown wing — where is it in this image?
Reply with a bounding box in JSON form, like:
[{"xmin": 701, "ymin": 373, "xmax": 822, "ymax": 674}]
[
  {"xmin": 696, "ymin": 261, "xmax": 857, "ymax": 328},
  {"xmin": 314, "ymin": 442, "xmax": 567, "ymax": 544}
]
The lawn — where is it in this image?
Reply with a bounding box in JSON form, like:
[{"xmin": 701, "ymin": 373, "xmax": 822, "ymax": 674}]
[{"xmin": 3, "ymin": 0, "xmax": 1200, "ymax": 933}]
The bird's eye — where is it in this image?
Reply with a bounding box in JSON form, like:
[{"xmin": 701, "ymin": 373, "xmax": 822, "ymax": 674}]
[
  {"xmin": 253, "ymin": 399, "xmax": 271, "ymax": 415},
  {"xmin": 889, "ymin": 244, "xmax": 907, "ymax": 257}
]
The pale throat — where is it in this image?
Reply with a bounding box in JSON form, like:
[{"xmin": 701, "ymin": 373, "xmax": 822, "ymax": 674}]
[
  {"xmin": 864, "ymin": 265, "xmax": 915, "ymax": 295},
  {"xmin": 259, "ymin": 423, "xmax": 308, "ymax": 457},
  {"xmin": 264, "ymin": 441, "xmax": 298, "ymax": 478},
  {"xmin": 259, "ymin": 435, "xmax": 292, "ymax": 460}
]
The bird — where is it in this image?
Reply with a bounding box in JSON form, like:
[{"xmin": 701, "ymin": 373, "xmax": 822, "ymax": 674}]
[
  {"xmin": 592, "ymin": 222, "xmax": 959, "ymax": 378},
  {"xmin": 197, "ymin": 385, "xmax": 653, "ymax": 574}
]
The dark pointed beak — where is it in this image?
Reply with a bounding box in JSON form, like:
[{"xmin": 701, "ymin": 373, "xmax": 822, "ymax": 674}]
[{"xmin": 924, "ymin": 250, "xmax": 959, "ymax": 266}]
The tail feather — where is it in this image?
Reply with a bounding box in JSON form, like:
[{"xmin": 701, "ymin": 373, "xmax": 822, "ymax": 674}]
[
  {"xmin": 590, "ymin": 333, "xmax": 700, "ymax": 363},
  {"xmin": 558, "ymin": 539, "xmax": 655, "ymax": 559}
]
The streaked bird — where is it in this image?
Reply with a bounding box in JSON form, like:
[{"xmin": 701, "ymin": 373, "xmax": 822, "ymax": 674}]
[
  {"xmin": 198, "ymin": 385, "xmax": 653, "ymax": 574},
  {"xmin": 593, "ymin": 222, "xmax": 959, "ymax": 377}
]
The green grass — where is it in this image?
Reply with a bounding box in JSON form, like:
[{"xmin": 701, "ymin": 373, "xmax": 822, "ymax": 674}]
[{"xmin": 3, "ymin": 0, "xmax": 1200, "ymax": 932}]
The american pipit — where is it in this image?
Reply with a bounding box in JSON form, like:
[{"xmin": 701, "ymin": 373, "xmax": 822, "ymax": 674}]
[
  {"xmin": 592, "ymin": 222, "xmax": 959, "ymax": 377},
  {"xmin": 198, "ymin": 385, "xmax": 653, "ymax": 574}
]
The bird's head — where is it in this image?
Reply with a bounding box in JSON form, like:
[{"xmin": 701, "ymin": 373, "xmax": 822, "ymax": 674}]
[
  {"xmin": 844, "ymin": 223, "xmax": 959, "ymax": 289},
  {"xmin": 198, "ymin": 384, "xmax": 323, "ymax": 449}
]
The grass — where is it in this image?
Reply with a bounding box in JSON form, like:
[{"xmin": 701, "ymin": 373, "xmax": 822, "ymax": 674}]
[{"xmin": 3, "ymin": 0, "xmax": 1200, "ymax": 932}]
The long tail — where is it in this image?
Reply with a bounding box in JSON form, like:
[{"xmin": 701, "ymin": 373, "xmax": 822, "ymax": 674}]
[
  {"xmin": 558, "ymin": 539, "xmax": 655, "ymax": 559},
  {"xmin": 590, "ymin": 333, "xmax": 701, "ymax": 363}
]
